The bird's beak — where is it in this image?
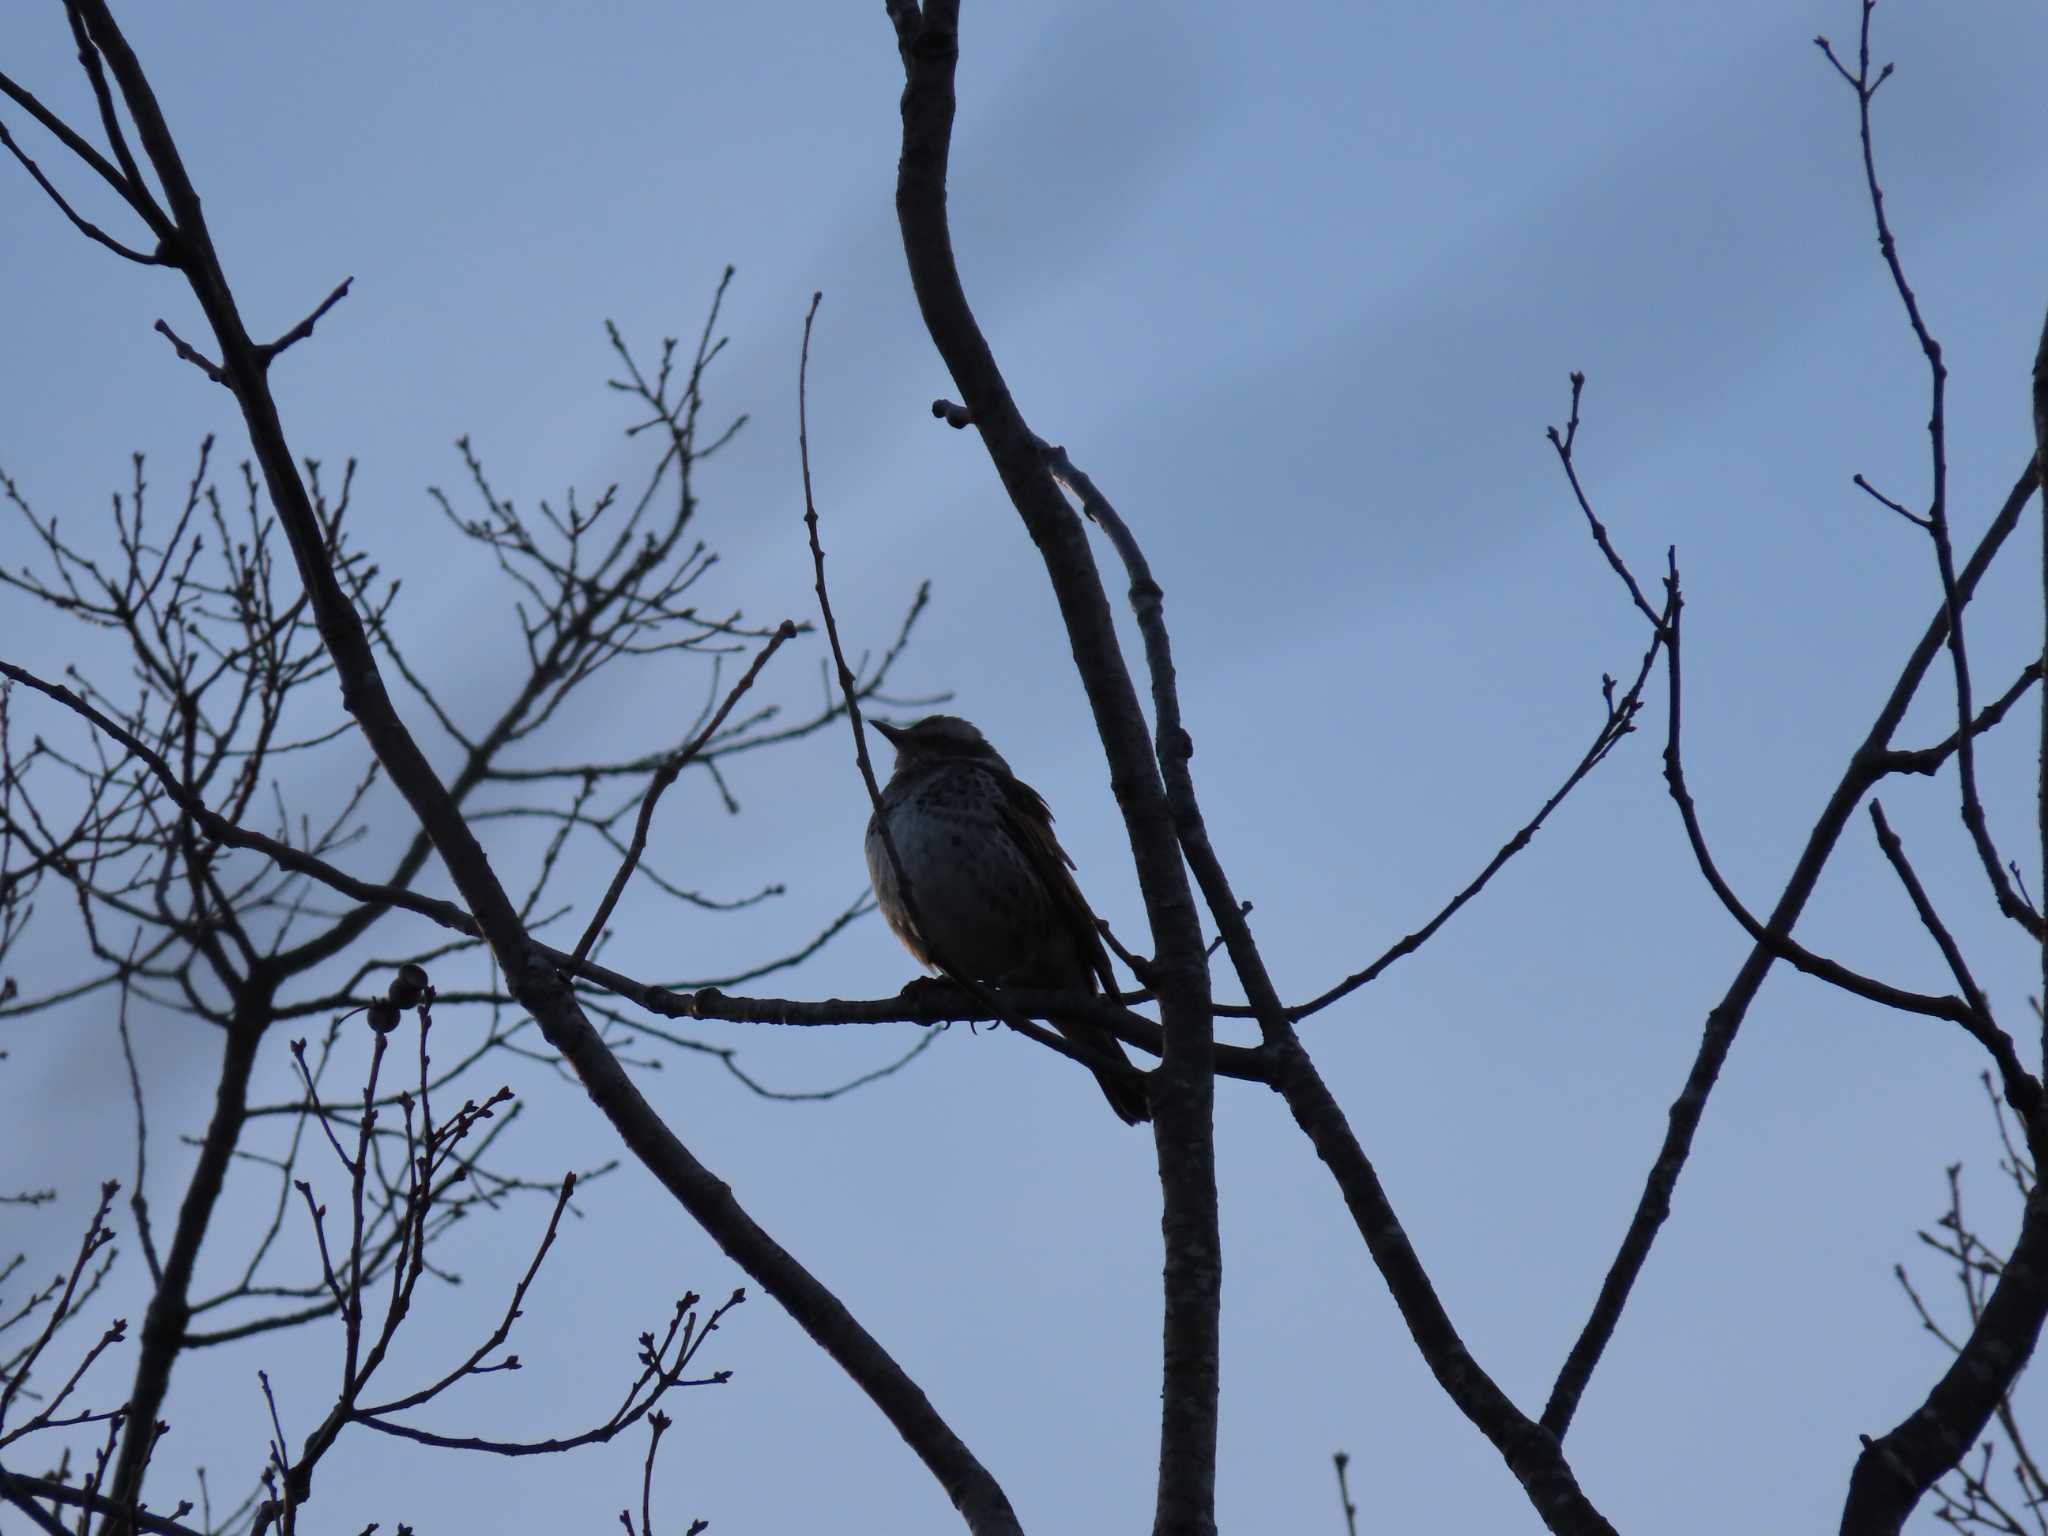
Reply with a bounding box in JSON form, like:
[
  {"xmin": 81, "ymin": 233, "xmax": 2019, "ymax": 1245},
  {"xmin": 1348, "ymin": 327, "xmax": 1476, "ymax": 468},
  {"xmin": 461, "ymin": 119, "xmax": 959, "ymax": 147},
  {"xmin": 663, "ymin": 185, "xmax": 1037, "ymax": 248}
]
[{"xmin": 872, "ymin": 719, "xmax": 908, "ymax": 749}]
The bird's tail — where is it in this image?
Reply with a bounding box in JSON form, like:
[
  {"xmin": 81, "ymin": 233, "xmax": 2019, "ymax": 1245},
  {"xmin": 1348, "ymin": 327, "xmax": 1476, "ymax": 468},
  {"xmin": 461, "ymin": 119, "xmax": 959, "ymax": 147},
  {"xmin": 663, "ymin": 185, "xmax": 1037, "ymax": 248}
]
[
  {"xmin": 1092, "ymin": 1065, "xmax": 1152, "ymax": 1127},
  {"xmin": 1051, "ymin": 1014, "xmax": 1152, "ymax": 1126}
]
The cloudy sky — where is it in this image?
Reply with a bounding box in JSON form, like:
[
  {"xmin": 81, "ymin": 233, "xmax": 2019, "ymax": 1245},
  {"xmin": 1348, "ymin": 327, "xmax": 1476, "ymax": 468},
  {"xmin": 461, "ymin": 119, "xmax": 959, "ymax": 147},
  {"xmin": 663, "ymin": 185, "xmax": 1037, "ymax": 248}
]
[{"xmin": 5, "ymin": 2, "xmax": 2048, "ymax": 1531}]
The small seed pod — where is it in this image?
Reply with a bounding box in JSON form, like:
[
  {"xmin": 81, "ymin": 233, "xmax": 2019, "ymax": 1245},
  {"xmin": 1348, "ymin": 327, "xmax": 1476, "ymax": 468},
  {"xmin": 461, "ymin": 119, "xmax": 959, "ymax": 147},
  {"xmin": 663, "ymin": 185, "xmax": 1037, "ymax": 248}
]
[
  {"xmin": 387, "ymin": 963, "xmax": 430, "ymax": 1009},
  {"xmin": 366, "ymin": 1000, "xmax": 401, "ymax": 1035}
]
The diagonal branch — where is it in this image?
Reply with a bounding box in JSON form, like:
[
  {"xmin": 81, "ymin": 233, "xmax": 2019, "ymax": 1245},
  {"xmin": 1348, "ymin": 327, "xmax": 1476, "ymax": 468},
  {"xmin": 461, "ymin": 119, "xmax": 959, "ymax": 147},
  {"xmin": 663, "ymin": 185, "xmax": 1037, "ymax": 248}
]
[
  {"xmin": 0, "ymin": 116, "xmax": 162, "ymax": 263},
  {"xmin": 1287, "ymin": 621, "xmax": 1664, "ymax": 1023},
  {"xmin": 0, "ymin": 56, "xmax": 170, "ymax": 244},
  {"xmin": 151, "ymin": 318, "xmax": 224, "ymax": 384},
  {"xmin": 255, "ymin": 276, "xmax": 353, "ymax": 369},
  {"xmin": 1866, "ymin": 800, "xmax": 2035, "ymax": 1119},
  {"xmin": 1877, "ymin": 662, "xmax": 2042, "ymax": 777},
  {"xmin": 1263, "ymin": 1034, "xmax": 1618, "ymax": 1534},
  {"xmin": 1547, "ymin": 372, "xmax": 1661, "ymax": 627}
]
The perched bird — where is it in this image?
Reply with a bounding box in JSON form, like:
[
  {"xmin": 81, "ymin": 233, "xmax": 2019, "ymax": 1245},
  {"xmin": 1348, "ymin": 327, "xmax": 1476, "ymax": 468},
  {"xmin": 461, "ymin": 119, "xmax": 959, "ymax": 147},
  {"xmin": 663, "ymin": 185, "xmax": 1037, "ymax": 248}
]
[{"xmin": 864, "ymin": 714, "xmax": 1150, "ymax": 1125}]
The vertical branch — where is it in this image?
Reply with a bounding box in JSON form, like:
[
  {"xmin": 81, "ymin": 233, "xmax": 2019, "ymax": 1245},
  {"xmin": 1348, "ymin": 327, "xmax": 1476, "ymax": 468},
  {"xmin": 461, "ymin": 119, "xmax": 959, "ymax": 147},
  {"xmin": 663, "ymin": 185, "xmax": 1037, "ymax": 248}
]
[
  {"xmin": 2036, "ymin": 306, "xmax": 2048, "ymax": 1070},
  {"xmin": 887, "ymin": 6, "xmax": 1220, "ymax": 1530}
]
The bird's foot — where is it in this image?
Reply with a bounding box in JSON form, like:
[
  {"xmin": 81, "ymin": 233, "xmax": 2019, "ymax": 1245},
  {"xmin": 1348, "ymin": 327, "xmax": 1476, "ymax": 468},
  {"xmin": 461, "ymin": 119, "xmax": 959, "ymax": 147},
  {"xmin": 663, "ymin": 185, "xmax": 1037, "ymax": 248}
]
[{"xmin": 898, "ymin": 974, "xmax": 971, "ymax": 1023}]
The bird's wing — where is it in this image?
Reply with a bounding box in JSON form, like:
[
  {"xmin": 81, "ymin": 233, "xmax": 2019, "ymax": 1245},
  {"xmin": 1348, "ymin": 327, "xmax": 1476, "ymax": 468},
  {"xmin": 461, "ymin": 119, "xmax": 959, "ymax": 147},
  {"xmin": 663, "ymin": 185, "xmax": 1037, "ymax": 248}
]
[{"xmin": 995, "ymin": 772, "xmax": 1119, "ymax": 995}]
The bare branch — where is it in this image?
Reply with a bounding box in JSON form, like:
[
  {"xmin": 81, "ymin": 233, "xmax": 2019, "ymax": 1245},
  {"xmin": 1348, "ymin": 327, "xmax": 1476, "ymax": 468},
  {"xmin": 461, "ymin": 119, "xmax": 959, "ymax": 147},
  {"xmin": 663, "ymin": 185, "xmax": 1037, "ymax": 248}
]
[
  {"xmin": 0, "ymin": 117, "xmax": 163, "ymax": 263},
  {"xmin": 1866, "ymin": 801, "xmax": 2035, "ymax": 1115},
  {"xmin": 1546, "ymin": 373, "xmax": 1662, "ymax": 627},
  {"xmin": 255, "ymin": 276, "xmax": 353, "ymax": 369},
  {"xmin": 1332, "ymin": 1451, "xmax": 1359, "ymax": 1536},
  {"xmin": 150, "ymin": 318, "xmax": 224, "ymax": 385},
  {"xmin": 1288, "ymin": 639, "xmax": 1660, "ymax": 1023},
  {"xmin": 0, "ymin": 58, "xmax": 171, "ymax": 242},
  {"xmin": 1879, "ymin": 663, "xmax": 2042, "ymax": 777}
]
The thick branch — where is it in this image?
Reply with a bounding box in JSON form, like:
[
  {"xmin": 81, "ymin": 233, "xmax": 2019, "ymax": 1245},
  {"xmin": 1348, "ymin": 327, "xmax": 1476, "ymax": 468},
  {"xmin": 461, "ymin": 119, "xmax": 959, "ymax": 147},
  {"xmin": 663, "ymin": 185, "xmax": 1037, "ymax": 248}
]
[
  {"xmin": 2035, "ymin": 304, "xmax": 2048, "ymax": 1079},
  {"xmin": 1841, "ymin": 1183, "xmax": 2048, "ymax": 1534}
]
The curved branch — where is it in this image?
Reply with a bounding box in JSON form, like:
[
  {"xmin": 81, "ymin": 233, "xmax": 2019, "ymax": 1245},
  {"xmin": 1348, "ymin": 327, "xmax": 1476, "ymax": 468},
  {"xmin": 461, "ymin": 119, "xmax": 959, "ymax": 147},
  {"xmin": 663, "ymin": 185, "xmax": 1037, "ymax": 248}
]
[{"xmin": 0, "ymin": 117, "xmax": 162, "ymax": 263}]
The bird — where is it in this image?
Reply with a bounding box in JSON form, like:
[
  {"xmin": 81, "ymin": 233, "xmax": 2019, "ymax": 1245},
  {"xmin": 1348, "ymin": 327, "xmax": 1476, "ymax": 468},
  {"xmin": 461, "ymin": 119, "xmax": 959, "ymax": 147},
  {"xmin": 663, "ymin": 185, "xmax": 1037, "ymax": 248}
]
[{"xmin": 864, "ymin": 713, "xmax": 1150, "ymax": 1125}]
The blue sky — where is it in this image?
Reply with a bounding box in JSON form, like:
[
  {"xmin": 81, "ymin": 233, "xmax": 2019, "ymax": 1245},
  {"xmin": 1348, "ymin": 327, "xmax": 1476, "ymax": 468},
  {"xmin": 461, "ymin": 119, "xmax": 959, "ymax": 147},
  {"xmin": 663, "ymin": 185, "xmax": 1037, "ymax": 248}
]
[{"xmin": 5, "ymin": 2, "xmax": 2048, "ymax": 1531}]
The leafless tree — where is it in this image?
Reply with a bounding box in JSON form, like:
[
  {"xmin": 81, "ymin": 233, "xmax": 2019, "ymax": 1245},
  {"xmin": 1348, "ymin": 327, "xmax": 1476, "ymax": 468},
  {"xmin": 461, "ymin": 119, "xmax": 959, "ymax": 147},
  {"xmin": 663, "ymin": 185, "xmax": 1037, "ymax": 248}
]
[
  {"xmin": 0, "ymin": 10, "xmax": 928, "ymax": 1528},
  {"xmin": 2, "ymin": 2, "xmax": 2045, "ymax": 1535},
  {"xmin": 2, "ymin": 989, "xmax": 741, "ymax": 1536}
]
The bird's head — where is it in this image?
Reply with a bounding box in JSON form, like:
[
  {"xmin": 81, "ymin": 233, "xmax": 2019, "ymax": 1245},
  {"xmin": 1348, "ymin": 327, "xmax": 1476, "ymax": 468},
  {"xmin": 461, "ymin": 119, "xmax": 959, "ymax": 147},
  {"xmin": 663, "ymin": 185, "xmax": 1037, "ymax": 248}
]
[{"xmin": 872, "ymin": 714, "xmax": 1012, "ymax": 774}]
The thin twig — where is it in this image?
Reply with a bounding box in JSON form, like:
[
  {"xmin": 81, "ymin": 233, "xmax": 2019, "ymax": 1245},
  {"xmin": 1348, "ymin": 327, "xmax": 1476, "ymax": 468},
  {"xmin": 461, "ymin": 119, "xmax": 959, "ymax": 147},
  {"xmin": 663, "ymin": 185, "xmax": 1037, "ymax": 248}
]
[
  {"xmin": 1333, "ymin": 1451, "xmax": 1360, "ymax": 1536},
  {"xmin": 570, "ymin": 618, "xmax": 798, "ymax": 967},
  {"xmin": 1546, "ymin": 374, "xmax": 1662, "ymax": 628},
  {"xmin": 1820, "ymin": 8, "xmax": 2040, "ymax": 945},
  {"xmin": 255, "ymin": 277, "xmax": 353, "ymax": 368},
  {"xmin": 151, "ymin": 318, "xmax": 224, "ymax": 385},
  {"xmin": 0, "ymin": 117, "xmax": 163, "ymax": 264},
  {"xmin": 1288, "ymin": 632, "xmax": 1660, "ymax": 1023},
  {"xmin": 1867, "ymin": 800, "xmax": 2034, "ymax": 1116}
]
